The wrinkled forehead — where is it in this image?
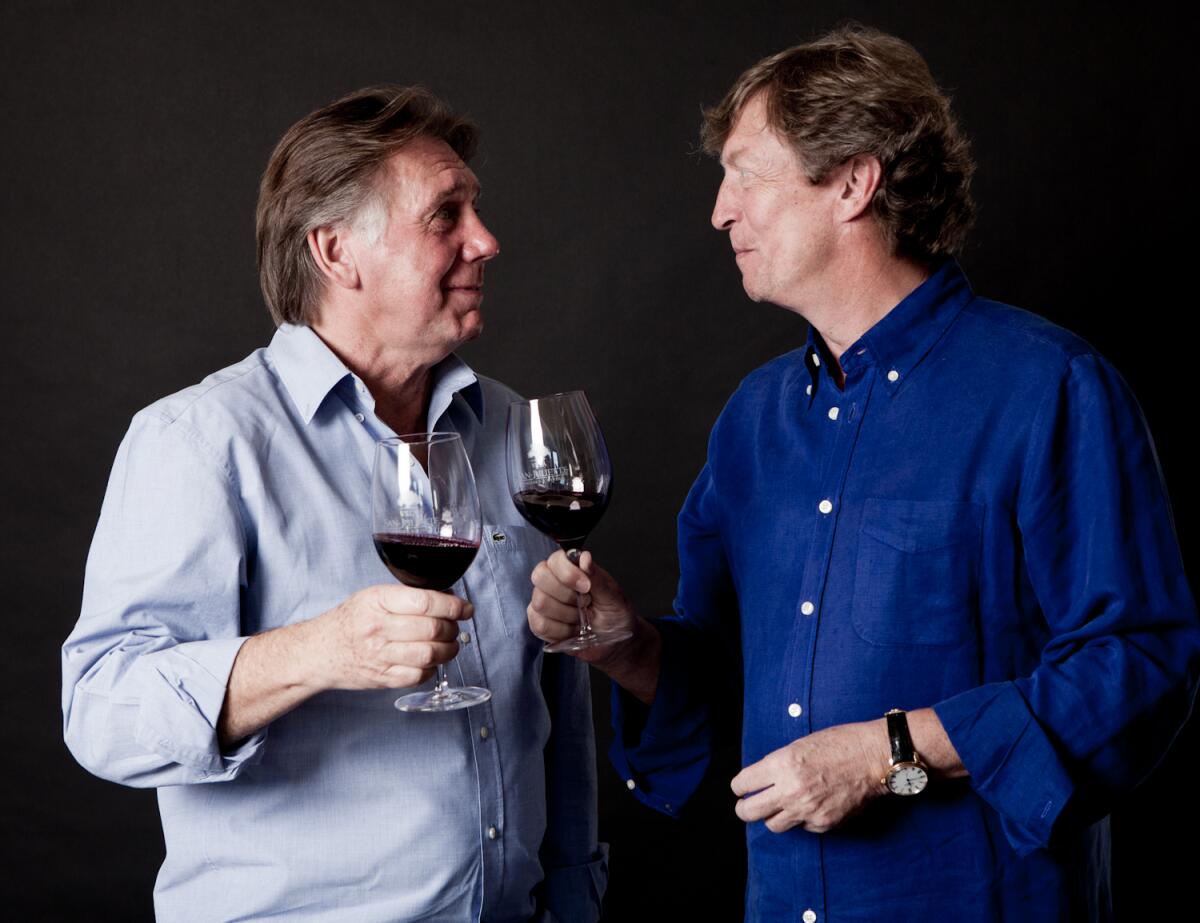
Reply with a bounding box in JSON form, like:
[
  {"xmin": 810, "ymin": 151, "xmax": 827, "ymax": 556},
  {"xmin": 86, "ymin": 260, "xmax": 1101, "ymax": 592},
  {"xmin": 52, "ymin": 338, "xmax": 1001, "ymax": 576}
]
[
  {"xmin": 381, "ymin": 135, "xmax": 481, "ymax": 204},
  {"xmin": 719, "ymin": 94, "xmax": 791, "ymax": 167}
]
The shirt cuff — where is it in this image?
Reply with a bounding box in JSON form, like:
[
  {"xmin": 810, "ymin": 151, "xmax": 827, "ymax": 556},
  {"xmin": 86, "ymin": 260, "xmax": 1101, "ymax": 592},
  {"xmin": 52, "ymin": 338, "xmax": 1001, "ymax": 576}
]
[
  {"xmin": 934, "ymin": 681, "xmax": 1075, "ymax": 855},
  {"xmin": 541, "ymin": 843, "xmax": 609, "ymax": 923},
  {"xmin": 133, "ymin": 637, "xmax": 266, "ymax": 780},
  {"xmin": 608, "ymin": 624, "xmax": 712, "ymax": 817}
]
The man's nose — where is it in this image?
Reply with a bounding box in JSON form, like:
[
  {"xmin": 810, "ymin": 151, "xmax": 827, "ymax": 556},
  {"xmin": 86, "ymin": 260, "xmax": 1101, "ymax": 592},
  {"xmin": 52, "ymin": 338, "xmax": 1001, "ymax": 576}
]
[
  {"xmin": 711, "ymin": 178, "xmax": 737, "ymax": 230},
  {"xmin": 463, "ymin": 211, "xmax": 500, "ymax": 262}
]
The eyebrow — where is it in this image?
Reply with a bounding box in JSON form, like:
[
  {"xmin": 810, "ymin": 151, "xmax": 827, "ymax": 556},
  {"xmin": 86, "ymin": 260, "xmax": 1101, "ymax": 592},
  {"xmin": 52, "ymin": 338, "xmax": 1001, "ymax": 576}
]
[
  {"xmin": 428, "ymin": 176, "xmax": 481, "ymax": 208},
  {"xmin": 719, "ymin": 145, "xmax": 749, "ymax": 168}
]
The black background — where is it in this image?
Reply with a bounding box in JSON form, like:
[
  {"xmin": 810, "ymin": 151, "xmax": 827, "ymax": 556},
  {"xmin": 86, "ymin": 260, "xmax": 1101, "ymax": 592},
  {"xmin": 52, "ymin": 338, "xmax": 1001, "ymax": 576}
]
[{"xmin": 3, "ymin": 1, "xmax": 1195, "ymax": 919}]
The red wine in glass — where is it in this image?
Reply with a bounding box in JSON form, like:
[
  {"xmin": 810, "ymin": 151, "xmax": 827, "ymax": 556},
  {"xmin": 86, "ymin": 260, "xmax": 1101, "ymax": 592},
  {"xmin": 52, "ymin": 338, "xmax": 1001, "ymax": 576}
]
[
  {"xmin": 505, "ymin": 391, "xmax": 632, "ymax": 653},
  {"xmin": 372, "ymin": 433, "xmax": 490, "ymax": 712},
  {"xmin": 373, "ymin": 533, "xmax": 480, "ymax": 591}
]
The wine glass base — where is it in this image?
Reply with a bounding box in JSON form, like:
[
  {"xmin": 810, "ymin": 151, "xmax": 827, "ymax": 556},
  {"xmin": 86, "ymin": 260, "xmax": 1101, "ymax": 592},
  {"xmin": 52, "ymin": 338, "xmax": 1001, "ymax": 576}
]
[
  {"xmin": 394, "ymin": 686, "xmax": 492, "ymax": 713},
  {"xmin": 544, "ymin": 627, "xmax": 634, "ymax": 654}
]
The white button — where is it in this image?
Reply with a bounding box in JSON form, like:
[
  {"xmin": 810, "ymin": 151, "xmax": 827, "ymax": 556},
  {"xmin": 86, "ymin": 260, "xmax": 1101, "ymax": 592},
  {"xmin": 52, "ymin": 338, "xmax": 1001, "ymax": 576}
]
[
  {"xmin": 803, "ymin": 911, "xmax": 817, "ymax": 923},
  {"xmin": 626, "ymin": 778, "xmax": 637, "ymax": 790},
  {"xmin": 828, "ymin": 406, "xmax": 840, "ymax": 421},
  {"xmin": 888, "ymin": 369, "xmax": 900, "ymax": 382},
  {"xmin": 354, "ymin": 412, "xmax": 365, "ymax": 423},
  {"xmin": 458, "ymin": 631, "xmax": 472, "ymax": 644},
  {"xmin": 805, "ymin": 384, "xmax": 812, "ymax": 395},
  {"xmin": 664, "ymin": 803, "xmax": 673, "ymax": 812},
  {"xmin": 812, "ymin": 352, "xmax": 820, "ymax": 366},
  {"xmin": 487, "ymin": 825, "xmax": 498, "ymax": 840},
  {"xmin": 856, "ymin": 348, "xmax": 866, "ymax": 356},
  {"xmin": 788, "ymin": 703, "xmax": 802, "ymax": 718},
  {"xmin": 800, "ymin": 601, "xmax": 815, "ymax": 616},
  {"xmin": 479, "ymin": 726, "xmax": 490, "ymax": 740},
  {"xmin": 818, "ymin": 499, "xmax": 833, "ymax": 514}
]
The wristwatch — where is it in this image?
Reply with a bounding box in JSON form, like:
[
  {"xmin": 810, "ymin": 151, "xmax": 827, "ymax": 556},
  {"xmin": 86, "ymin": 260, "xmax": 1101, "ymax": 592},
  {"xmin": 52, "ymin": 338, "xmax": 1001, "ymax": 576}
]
[{"xmin": 880, "ymin": 708, "xmax": 929, "ymax": 796}]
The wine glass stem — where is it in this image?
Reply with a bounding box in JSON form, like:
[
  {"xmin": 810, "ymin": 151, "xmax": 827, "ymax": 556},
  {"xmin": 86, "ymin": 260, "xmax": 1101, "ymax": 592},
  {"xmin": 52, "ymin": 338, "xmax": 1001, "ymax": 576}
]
[
  {"xmin": 434, "ymin": 664, "xmax": 450, "ymax": 698},
  {"xmin": 566, "ymin": 547, "xmax": 594, "ymax": 637}
]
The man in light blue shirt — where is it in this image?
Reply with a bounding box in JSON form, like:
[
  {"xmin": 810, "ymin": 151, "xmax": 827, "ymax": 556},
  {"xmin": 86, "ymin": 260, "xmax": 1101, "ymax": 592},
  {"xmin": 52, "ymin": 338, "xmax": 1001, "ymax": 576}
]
[{"xmin": 62, "ymin": 85, "xmax": 606, "ymax": 922}]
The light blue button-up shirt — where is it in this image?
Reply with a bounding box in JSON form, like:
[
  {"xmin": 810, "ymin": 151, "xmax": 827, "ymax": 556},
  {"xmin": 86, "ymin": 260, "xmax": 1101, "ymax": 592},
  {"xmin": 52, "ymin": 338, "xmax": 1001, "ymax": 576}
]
[{"xmin": 62, "ymin": 324, "xmax": 607, "ymax": 922}]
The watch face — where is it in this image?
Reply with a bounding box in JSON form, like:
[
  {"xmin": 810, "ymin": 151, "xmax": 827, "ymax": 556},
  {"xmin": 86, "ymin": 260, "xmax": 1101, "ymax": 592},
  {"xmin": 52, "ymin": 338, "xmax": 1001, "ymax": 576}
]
[{"xmin": 887, "ymin": 764, "xmax": 928, "ymax": 796}]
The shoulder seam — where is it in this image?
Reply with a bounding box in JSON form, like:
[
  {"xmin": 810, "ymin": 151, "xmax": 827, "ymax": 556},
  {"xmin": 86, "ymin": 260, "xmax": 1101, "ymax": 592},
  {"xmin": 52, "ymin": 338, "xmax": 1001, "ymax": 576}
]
[
  {"xmin": 141, "ymin": 360, "xmax": 271, "ymax": 427},
  {"xmin": 962, "ymin": 300, "xmax": 1096, "ymax": 362}
]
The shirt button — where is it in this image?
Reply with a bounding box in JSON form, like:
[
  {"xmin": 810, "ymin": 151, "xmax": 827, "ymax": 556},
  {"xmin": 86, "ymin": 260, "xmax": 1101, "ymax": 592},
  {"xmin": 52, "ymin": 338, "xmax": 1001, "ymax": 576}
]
[
  {"xmin": 788, "ymin": 703, "xmax": 803, "ymax": 718},
  {"xmin": 888, "ymin": 369, "xmax": 900, "ymax": 382},
  {"xmin": 800, "ymin": 601, "xmax": 815, "ymax": 616},
  {"xmin": 354, "ymin": 412, "xmax": 365, "ymax": 423},
  {"xmin": 626, "ymin": 778, "xmax": 637, "ymax": 790},
  {"xmin": 805, "ymin": 384, "xmax": 812, "ymax": 396},
  {"xmin": 812, "ymin": 352, "xmax": 821, "ymax": 367},
  {"xmin": 828, "ymin": 406, "xmax": 840, "ymax": 421},
  {"xmin": 818, "ymin": 499, "xmax": 833, "ymax": 514},
  {"xmin": 487, "ymin": 825, "xmax": 499, "ymax": 840},
  {"xmin": 803, "ymin": 911, "xmax": 817, "ymax": 923},
  {"xmin": 458, "ymin": 631, "xmax": 472, "ymax": 644},
  {"xmin": 479, "ymin": 726, "xmax": 490, "ymax": 740}
]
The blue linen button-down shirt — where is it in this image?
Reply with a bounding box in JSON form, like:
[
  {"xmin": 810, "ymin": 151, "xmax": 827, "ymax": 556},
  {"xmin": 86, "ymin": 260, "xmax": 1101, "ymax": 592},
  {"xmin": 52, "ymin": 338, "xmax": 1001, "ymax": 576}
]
[
  {"xmin": 611, "ymin": 260, "xmax": 1199, "ymax": 921},
  {"xmin": 62, "ymin": 324, "xmax": 607, "ymax": 923}
]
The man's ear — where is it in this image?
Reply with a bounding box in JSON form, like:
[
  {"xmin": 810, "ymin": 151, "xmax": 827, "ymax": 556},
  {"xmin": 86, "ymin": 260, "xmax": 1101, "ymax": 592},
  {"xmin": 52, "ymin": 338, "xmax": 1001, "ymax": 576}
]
[
  {"xmin": 307, "ymin": 226, "xmax": 360, "ymax": 290},
  {"xmin": 835, "ymin": 154, "xmax": 883, "ymax": 222}
]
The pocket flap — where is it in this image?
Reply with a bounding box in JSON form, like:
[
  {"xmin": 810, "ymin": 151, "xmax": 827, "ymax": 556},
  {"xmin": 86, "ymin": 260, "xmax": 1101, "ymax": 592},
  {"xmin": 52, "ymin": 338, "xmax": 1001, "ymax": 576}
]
[{"xmin": 860, "ymin": 498, "xmax": 983, "ymax": 553}]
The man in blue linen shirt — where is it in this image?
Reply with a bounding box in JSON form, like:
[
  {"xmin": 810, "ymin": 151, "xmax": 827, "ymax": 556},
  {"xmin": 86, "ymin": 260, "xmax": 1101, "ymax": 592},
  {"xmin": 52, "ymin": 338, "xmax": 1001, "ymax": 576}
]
[
  {"xmin": 62, "ymin": 86, "xmax": 606, "ymax": 922},
  {"xmin": 526, "ymin": 27, "xmax": 1199, "ymax": 921}
]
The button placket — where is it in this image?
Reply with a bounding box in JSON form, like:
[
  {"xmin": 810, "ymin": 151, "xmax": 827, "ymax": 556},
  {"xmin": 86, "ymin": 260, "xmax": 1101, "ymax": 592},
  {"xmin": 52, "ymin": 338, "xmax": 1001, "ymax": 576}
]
[
  {"xmin": 454, "ymin": 571, "xmax": 504, "ymax": 916},
  {"xmin": 781, "ymin": 365, "xmax": 879, "ymax": 790}
]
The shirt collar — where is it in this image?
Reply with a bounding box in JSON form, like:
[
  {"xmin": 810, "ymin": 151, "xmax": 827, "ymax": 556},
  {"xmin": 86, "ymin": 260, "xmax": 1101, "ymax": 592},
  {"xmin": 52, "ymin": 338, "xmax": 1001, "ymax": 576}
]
[
  {"xmin": 268, "ymin": 324, "xmax": 484, "ymax": 426},
  {"xmin": 804, "ymin": 258, "xmax": 974, "ymax": 396}
]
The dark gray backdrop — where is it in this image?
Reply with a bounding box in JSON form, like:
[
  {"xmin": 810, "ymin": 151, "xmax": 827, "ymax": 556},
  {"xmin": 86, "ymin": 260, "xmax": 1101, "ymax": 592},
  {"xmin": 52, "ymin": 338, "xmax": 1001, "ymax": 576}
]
[{"xmin": 4, "ymin": 1, "xmax": 1194, "ymax": 919}]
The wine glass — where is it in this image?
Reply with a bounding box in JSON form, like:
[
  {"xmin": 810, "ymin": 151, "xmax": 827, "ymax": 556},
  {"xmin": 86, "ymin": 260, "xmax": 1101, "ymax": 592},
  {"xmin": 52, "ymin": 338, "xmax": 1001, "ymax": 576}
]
[
  {"xmin": 506, "ymin": 391, "xmax": 632, "ymax": 652},
  {"xmin": 371, "ymin": 432, "xmax": 490, "ymax": 712}
]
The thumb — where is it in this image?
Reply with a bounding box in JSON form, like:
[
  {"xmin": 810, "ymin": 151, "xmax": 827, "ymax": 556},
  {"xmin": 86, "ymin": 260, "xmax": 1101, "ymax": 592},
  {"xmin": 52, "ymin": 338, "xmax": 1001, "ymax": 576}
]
[{"xmin": 579, "ymin": 550, "xmax": 593, "ymax": 574}]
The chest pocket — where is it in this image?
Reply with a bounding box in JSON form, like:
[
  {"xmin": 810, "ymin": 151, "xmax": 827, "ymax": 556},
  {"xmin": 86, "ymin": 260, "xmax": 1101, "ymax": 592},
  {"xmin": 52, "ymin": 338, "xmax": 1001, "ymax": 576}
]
[
  {"xmin": 475, "ymin": 522, "xmax": 558, "ymax": 640},
  {"xmin": 851, "ymin": 498, "xmax": 983, "ymax": 646}
]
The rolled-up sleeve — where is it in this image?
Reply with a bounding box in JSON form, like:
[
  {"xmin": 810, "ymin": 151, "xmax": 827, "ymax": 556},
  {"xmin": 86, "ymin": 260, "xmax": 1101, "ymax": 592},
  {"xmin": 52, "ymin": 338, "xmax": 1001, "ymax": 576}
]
[
  {"xmin": 62, "ymin": 411, "xmax": 264, "ymax": 788},
  {"xmin": 935, "ymin": 352, "xmax": 1200, "ymax": 854}
]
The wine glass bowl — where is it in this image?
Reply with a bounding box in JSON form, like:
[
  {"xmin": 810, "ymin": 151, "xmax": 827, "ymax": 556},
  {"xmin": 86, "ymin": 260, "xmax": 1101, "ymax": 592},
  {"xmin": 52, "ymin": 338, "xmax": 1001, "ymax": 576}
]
[
  {"xmin": 372, "ymin": 432, "xmax": 490, "ymax": 712},
  {"xmin": 506, "ymin": 391, "xmax": 632, "ymax": 652}
]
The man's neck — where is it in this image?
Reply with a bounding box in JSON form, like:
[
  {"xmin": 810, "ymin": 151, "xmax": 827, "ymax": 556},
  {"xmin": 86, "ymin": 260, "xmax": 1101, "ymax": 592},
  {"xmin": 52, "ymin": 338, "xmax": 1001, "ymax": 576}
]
[
  {"xmin": 801, "ymin": 250, "xmax": 931, "ymax": 388},
  {"xmin": 310, "ymin": 316, "xmax": 436, "ymax": 436}
]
